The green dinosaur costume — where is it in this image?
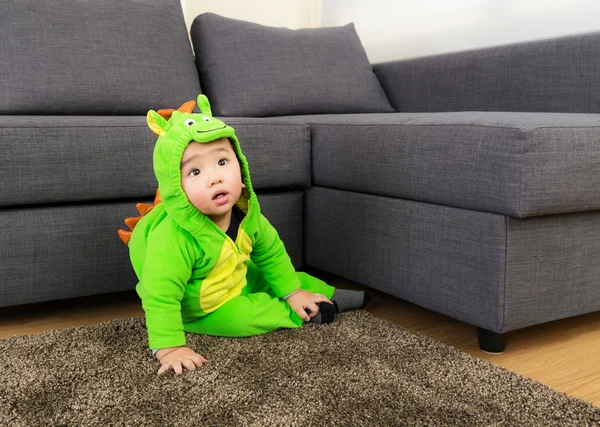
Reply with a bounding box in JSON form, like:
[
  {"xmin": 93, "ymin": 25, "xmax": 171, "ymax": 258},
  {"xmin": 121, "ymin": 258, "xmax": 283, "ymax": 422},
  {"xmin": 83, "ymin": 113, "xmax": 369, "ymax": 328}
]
[{"xmin": 121, "ymin": 95, "xmax": 333, "ymax": 350}]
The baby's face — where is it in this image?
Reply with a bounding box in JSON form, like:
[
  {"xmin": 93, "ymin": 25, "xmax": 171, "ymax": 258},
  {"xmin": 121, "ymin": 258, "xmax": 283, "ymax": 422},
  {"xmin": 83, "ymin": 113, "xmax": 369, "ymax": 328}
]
[{"xmin": 180, "ymin": 138, "xmax": 245, "ymax": 219}]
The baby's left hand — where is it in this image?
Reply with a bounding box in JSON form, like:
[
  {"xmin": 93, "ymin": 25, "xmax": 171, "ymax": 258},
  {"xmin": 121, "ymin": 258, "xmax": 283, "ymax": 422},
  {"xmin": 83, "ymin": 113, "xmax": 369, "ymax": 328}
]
[
  {"xmin": 156, "ymin": 346, "xmax": 207, "ymax": 375},
  {"xmin": 286, "ymin": 289, "xmax": 333, "ymax": 322}
]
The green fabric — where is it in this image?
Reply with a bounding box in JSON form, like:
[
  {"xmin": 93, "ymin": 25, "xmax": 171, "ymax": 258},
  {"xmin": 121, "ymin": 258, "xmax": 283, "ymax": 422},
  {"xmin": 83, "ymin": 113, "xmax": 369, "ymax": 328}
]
[
  {"xmin": 128, "ymin": 95, "xmax": 312, "ymax": 349},
  {"xmin": 184, "ymin": 272, "xmax": 334, "ymax": 337}
]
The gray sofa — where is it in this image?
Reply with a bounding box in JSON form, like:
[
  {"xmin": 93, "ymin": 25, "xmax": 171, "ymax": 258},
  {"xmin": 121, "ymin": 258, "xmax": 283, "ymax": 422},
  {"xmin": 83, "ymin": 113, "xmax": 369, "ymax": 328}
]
[{"xmin": 2, "ymin": 1, "xmax": 599, "ymax": 353}]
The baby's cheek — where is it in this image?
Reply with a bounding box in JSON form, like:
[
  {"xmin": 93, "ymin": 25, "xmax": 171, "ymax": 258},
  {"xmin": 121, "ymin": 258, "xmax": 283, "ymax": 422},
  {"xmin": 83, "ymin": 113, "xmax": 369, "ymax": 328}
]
[
  {"xmin": 191, "ymin": 192, "xmax": 208, "ymax": 209},
  {"xmin": 184, "ymin": 186, "xmax": 204, "ymax": 208}
]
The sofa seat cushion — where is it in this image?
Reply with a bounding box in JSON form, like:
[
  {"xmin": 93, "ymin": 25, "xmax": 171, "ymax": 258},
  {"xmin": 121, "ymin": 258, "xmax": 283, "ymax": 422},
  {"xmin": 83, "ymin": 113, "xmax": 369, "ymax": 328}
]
[
  {"xmin": 0, "ymin": 117, "xmax": 310, "ymax": 207},
  {"xmin": 271, "ymin": 111, "xmax": 600, "ymax": 217}
]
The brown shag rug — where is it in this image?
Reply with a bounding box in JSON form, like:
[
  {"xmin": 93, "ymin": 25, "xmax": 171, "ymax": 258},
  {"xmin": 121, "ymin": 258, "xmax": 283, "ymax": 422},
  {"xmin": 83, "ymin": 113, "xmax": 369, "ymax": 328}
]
[{"xmin": 1, "ymin": 311, "xmax": 599, "ymax": 426}]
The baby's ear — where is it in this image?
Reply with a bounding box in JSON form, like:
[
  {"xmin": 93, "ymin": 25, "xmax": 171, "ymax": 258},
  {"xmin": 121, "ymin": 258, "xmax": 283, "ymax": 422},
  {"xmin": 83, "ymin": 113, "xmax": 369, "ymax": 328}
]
[{"xmin": 147, "ymin": 110, "xmax": 171, "ymax": 136}]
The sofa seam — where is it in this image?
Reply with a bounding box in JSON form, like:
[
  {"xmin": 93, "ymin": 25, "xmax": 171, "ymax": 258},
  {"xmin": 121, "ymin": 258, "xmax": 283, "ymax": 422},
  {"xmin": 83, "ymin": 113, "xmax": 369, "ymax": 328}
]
[
  {"xmin": 517, "ymin": 130, "xmax": 526, "ymax": 218},
  {"xmin": 499, "ymin": 130, "xmax": 526, "ymax": 333},
  {"xmin": 501, "ymin": 215, "xmax": 508, "ymax": 333},
  {"xmin": 306, "ymin": 123, "xmax": 600, "ymax": 131},
  {"xmin": 314, "ymin": 184, "xmax": 510, "ymax": 217}
]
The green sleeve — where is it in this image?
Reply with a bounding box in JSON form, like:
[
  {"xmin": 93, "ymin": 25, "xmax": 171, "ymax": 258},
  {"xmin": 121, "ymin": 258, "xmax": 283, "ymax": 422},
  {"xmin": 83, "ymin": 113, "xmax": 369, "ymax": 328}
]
[
  {"xmin": 250, "ymin": 214, "xmax": 301, "ymax": 298},
  {"xmin": 135, "ymin": 225, "xmax": 198, "ymax": 349}
]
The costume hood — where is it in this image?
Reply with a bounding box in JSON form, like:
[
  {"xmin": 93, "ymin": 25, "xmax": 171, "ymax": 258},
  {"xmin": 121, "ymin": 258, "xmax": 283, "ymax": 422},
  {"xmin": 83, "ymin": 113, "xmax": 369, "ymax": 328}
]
[{"xmin": 146, "ymin": 95, "xmax": 256, "ymax": 238}]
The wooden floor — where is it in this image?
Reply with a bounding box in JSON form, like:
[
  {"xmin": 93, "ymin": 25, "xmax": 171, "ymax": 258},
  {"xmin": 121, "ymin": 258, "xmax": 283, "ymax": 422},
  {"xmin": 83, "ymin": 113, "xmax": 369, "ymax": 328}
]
[{"xmin": 1, "ymin": 274, "xmax": 599, "ymax": 408}]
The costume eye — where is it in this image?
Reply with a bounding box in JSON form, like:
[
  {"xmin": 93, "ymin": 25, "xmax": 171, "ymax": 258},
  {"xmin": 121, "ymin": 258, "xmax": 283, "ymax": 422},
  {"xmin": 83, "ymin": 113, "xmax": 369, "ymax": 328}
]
[
  {"xmin": 202, "ymin": 116, "xmax": 211, "ymax": 122},
  {"xmin": 185, "ymin": 119, "xmax": 195, "ymax": 126},
  {"xmin": 189, "ymin": 168, "xmax": 200, "ymax": 177},
  {"xmin": 218, "ymin": 158, "xmax": 228, "ymax": 166}
]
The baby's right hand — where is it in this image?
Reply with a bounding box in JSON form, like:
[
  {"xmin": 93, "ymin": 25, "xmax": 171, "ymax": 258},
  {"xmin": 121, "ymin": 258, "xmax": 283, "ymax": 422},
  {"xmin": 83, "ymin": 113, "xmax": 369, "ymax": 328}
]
[{"xmin": 156, "ymin": 346, "xmax": 207, "ymax": 375}]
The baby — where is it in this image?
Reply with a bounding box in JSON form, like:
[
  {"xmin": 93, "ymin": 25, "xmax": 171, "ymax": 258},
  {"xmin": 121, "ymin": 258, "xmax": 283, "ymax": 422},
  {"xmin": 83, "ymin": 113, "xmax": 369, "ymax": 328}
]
[{"xmin": 119, "ymin": 95, "xmax": 370, "ymax": 375}]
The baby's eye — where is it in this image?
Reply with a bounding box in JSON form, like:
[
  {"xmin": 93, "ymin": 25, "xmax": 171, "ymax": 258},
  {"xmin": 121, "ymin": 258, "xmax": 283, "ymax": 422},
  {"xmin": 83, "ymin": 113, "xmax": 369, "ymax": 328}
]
[
  {"xmin": 185, "ymin": 119, "xmax": 195, "ymax": 126},
  {"xmin": 218, "ymin": 159, "xmax": 228, "ymax": 166},
  {"xmin": 202, "ymin": 116, "xmax": 211, "ymax": 122},
  {"xmin": 189, "ymin": 168, "xmax": 200, "ymax": 177}
]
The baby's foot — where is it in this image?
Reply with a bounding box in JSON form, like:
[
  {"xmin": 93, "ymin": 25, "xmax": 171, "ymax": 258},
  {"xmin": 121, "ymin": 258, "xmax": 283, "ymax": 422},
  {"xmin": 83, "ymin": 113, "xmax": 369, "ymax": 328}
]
[
  {"xmin": 331, "ymin": 289, "xmax": 372, "ymax": 313},
  {"xmin": 307, "ymin": 302, "xmax": 336, "ymax": 324}
]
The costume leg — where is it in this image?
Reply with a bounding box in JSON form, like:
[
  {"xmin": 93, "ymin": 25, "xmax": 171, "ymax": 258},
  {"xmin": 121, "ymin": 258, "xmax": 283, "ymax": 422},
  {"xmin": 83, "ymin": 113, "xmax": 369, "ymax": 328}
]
[
  {"xmin": 183, "ymin": 270, "xmax": 335, "ymax": 337},
  {"xmin": 184, "ymin": 291, "xmax": 303, "ymax": 337},
  {"xmin": 242, "ymin": 263, "xmax": 334, "ymax": 299},
  {"xmin": 295, "ymin": 272, "xmax": 335, "ymax": 299}
]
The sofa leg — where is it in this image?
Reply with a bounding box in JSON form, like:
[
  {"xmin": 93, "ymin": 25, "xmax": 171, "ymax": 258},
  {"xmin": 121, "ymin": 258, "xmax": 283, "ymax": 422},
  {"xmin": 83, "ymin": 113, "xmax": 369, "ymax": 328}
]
[{"xmin": 476, "ymin": 327, "xmax": 508, "ymax": 354}]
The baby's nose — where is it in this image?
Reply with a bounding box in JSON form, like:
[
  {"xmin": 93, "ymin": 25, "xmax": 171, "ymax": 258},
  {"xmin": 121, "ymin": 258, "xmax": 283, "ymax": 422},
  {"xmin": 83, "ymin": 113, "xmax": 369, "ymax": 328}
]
[{"xmin": 209, "ymin": 173, "xmax": 223, "ymax": 186}]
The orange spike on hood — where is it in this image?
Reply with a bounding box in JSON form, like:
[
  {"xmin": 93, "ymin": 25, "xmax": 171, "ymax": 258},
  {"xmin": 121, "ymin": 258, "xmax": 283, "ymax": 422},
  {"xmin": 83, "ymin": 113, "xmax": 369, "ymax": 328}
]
[
  {"xmin": 136, "ymin": 203, "xmax": 153, "ymax": 216},
  {"xmin": 118, "ymin": 229, "xmax": 131, "ymax": 245},
  {"xmin": 156, "ymin": 109, "xmax": 175, "ymax": 120},
  {"xmin": 177, "ymin": 100, "xmax": 196, "ymax": 113},
  {"xmin": 125, "ymin": 216, "xmax": 141, "ymax": 230}
]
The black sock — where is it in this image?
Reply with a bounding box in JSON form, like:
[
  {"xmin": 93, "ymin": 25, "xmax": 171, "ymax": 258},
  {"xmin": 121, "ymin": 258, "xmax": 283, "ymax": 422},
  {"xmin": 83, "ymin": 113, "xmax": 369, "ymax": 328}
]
[
  {"xmin": 331, "ymin": 289, "xmax": 372, "ymax": 313},
  {"xmin": 308, "ymin": 302, "xmax": 336, "ymax": 324}
]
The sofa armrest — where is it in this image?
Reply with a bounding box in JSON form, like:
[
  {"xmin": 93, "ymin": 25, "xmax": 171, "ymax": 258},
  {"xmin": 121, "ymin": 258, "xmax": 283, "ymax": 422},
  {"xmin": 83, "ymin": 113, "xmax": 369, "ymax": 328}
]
[{"xmin": 373, "ymin": 31, "xmax": 600, "ymax": 114}]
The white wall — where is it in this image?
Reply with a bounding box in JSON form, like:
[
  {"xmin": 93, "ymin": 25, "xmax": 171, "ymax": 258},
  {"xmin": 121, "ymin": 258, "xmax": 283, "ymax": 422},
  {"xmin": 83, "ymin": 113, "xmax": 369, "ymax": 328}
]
[
  {"xmin": 182, "ymin": 0, "xmax": 322, "ymax": 31},
  {"xmin": 322, "ymin": 0, "xmax": 600, "ymax": 63}
]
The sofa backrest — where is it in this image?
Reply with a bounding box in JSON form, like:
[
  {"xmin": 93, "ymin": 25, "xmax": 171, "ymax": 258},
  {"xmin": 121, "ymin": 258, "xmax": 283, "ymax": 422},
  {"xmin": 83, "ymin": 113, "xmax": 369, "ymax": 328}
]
[
  {"xmin": 0, "ymin": 0, "xmax": 201, "ymax": 115},
  {"xmin": 374, "ymin": 31, "xmax": 600, "ymax": 114}
]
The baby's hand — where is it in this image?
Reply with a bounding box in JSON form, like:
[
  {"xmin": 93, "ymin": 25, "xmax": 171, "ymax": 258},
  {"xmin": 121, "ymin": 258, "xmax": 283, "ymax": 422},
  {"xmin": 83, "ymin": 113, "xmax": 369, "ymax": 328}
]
[
  {"xmin": 286, "ymin": 289, "xmax": 333, "ymax": 322},
  {"xmin": 156, "ymin": 346, "xmax": 207, "ymax": 375}
]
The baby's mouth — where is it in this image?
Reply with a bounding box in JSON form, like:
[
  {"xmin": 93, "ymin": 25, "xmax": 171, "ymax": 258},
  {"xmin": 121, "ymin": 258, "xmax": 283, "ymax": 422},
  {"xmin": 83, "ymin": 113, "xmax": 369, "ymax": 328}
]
[{"xmin": 213, "ymin": 191, "xmax": 228, "ymax": 200}]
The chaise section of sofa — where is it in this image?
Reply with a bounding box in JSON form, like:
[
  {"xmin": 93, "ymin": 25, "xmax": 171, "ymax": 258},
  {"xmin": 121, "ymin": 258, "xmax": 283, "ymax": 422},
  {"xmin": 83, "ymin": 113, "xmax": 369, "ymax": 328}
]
[
  {"xmin": 264, "ymin": 110, "xmax": 600, "ymax": 351},
  {"xmin": 307, "ymin": 33, "xmax": 600, "ymax": 351}
]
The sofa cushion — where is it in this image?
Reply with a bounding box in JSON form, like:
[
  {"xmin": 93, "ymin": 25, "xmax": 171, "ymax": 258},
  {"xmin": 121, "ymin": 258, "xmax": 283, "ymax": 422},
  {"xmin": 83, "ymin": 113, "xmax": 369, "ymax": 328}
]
[
  {"xmin": 190, "ymin": 13, "xmax": 394, "ymax": 117},
  {"xmin": 0, "ymin": 117, "xmax": 310, "ymax": 207},
  {"xmin": 373, "ymin": 31, "xmax": 600, "ymax": 114},
  {"xmin": 0, "ymin": 0, "xmax": 201, "ymax": 115},
  {"xmin": 269, "ymin": 112, "xmax": 600, "ymax": 217}
]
